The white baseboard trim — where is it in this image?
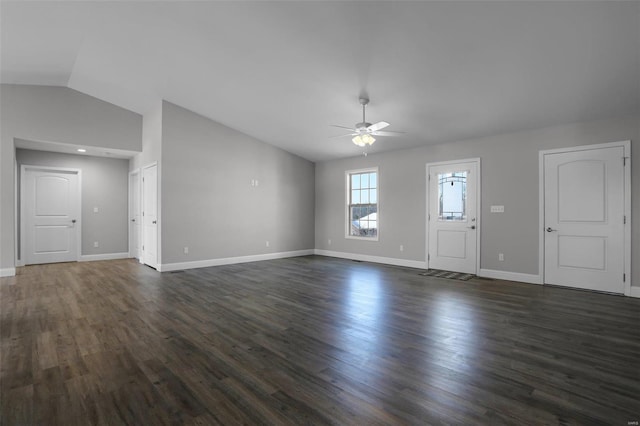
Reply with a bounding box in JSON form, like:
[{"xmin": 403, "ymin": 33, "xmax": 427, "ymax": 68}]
[
  {"xmin": 79, "ymin": 252, "xmax": 130, "ymax": 262},
  {"xmin": 478, "ymin": 268, "xmax": 543, "ymax": 285},
  {"xmin": 0, "ymin": 267, "xmax": 16, "ymax": 278},
  {"xmin": 314, "ymin": 249, "xmax": 427, "ymax": 270},
  {"xmin": 159, "ymin": 249, "xmax": 315, "ymax": 272},
  {"xmin": 628, "ymin": 286, "xmax": 640, "ymax": 298}
]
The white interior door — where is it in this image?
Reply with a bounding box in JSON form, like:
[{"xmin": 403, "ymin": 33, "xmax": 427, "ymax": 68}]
[
  {"xmin": 142, "ymin": 164, "xmax": 158, "ymax": 269},
  {"xmin": 427, "ymin": 160, "xmax": 479, "ymax": 274},
  {"xmin": 23, "ymin": 167, "xmax": 80, "ymax": 265},
  {"xmin": 544, "ymin": 146, "xmax": 625, "ymax": 293},
  {"xmin": 129, "ymin": 171, "xmax": 142, "ymax": 260}
]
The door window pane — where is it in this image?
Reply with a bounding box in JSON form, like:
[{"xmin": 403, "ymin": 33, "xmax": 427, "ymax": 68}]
[{"xmin": 438, "ymin": 171, "xmax": 467, "ymax": 221}]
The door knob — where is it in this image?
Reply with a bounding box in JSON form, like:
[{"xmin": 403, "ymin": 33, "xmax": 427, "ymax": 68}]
[
  {"xmin": 131, "ymin": 219, "xmax": 136, "ymax": 222},
  {"xmin": 71, "ymin": 219, "xmax": 76, "ymax": 223},
  {"xmin": 546, "ymin": 227, "xmax": 557, "ymax": 232},
  {"xmin": 152, "ymin": 220, "xmax": 157, "ymax": 224},
  {"xmin": 467, "ymin": 225, "xmax": 476, "ymax": 230}
]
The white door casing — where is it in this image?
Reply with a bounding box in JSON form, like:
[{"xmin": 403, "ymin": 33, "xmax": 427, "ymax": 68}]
[
  {"xmin": 142, "ymin": 164, "xmax": 158, "ymax": 269},
  {"xmin": 427, "ymin": 159, "xmax": 480, "ymax": 274},
  {"xmin": 129, "ymin": 170, "xmax": 142, "ymax": 261},
  {"xmin": 22, "ymin": 166, "xmax": 81, "ymax": 265},
  {"xmin": 543, "ymin": 144, "xmax": 627, "ymax": 293}
]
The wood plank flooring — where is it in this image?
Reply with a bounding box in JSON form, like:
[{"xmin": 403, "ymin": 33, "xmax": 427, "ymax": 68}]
[{"xmin": 1, "ymin": 256, "xmax": 639, "ymax": 425}]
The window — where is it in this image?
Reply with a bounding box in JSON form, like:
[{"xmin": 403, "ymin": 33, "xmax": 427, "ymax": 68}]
[
  {"xmin": 346, "ymin": 168, "xmax": 378, "ymax": 239},
  {"xmin": 438, "ymin": 171, "xmax": 467, "ymax": 221}
]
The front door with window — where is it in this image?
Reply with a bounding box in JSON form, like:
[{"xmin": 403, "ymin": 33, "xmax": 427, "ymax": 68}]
[{"xmin": 427, "ymin": 160, "xmax": 479, "ymax": 274}]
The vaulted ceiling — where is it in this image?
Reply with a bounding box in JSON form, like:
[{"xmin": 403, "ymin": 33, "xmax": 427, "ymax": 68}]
[{"xmin": 2, "ymin": 1, "xmax": 639, "ymax": 161}]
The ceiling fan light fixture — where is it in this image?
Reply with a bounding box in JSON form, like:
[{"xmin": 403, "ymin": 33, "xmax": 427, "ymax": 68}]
[{"xmin": 352, "ymin": 134, "xmax": 375, "ymax": 147}]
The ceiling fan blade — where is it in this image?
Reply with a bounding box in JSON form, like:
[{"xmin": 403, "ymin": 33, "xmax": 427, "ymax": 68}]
[
  {"xmin": 330, "ymin": 124, "xmax": 356, "ymax": 131},
  {"xmin": 367, "ymin": 121, "xmax": 390, "ymax": 132},
  {"xmin": 372, "ymin": 130, "xmax": 405, "ymax": 137},
  {"xmin": 329, "ymin": 133, "xmax": 357, "ymax": 139}
]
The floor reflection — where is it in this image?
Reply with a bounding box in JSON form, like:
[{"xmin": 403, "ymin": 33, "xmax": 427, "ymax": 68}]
[
  {"xmin": 333, "ymin": 267, "xmax": 386, "ymax": 383},
  {"xmin": 423, "ymin": 293, "xmax": 478, "ymax": 383}
]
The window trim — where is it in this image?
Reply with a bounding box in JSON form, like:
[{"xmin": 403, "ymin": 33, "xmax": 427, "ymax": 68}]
[{"xmin": 345, "ymin": 167, "xmax": 379, "ymax": 241}]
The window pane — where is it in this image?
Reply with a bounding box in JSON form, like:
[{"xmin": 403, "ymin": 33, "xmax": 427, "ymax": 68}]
[
  {"xmin": 369, "ymin": 189, "xmax": 377, "ymax": 204},
  {"xmin": 438, "ymin": 171, "xmax": 467, "ymax": 221},
  {"xmin": 361, "ymin": 173, "xmax": 369, "ymax": 189},
  {"xmin": 351, "ymin": 190, "xmax": 360, "ymax": 204},
  {"xmin": 361, "ymin": 190, "xmax": 369, "ymax": 204},
  {"xmin": 351, "ymin": 174, "xmax": 360, "ymax": 190},
  {"xmin": 369, "ymin": 172, "xmax": 377, "ymax": 188}
]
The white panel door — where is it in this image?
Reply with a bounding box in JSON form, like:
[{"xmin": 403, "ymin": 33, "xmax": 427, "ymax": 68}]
[
  {"xmin": 428, "ymin": 161, "xmax": 478, "ymax": 274},
  {"xmin": 142, "ymin": 164, "xmax": 158, "ymax": 269},
  {"xmin": 544, "ymin": 146, "xmax": 624, "ymax": 293},
  {"xmin": 24, "ymin": 168, "xmax": 80, "ymax": 265},
  {"xmin": 129, "ymin": 171, "xmax": 142, "ymax": 260}
]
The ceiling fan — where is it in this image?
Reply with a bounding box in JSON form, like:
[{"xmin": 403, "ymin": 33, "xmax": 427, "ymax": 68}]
[{"xmin": 330, "ymin": 97, "xmax": 404, "ymax": 147}]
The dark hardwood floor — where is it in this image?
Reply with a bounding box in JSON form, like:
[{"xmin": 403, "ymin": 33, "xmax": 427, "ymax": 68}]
[{"xmin": 1, "ymin": 256, "xmax": 639, "ymax": 425}]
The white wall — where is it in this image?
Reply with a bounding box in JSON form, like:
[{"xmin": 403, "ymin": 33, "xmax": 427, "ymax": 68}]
[
  {"xmin": 315, "ymin": 113, "xmax": 640, "ymax": 285},
  {"xmin": 16, "ymin": 149, "xmax": 129, "ymax": 259},
  {"xmin": 160, "ymin": 101, "xmax": 315, "ymax": 267},
  {"xmin": 0, "ymin": 84, "xmax": 142, "ymax": 272}
]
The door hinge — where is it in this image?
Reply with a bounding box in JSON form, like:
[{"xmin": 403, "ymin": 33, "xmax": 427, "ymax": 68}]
[
  {"xmin": 428, "ymin": 213, "xmax": 431, "ymax": 221},
  {"xmin": 623, "ymin": 273, "xmax": 626, "ymax": 282},
  {"xmin": 623, "ymin": 215, "xmax": 626, "ymax": 224},
  {"xmin": 428, "ymin": 253, "xmax": 430, "ymax": 261},
  {"xmin": 428, "ymin": 174, "xmax": 431, "ymax": 181},
  {"xmin": 142, "ymin": 245, "xmax": 144, "ymax": 251},
  {"xmin": 623, "ymin": 157, "xmax": 628, "ymax": 166}
]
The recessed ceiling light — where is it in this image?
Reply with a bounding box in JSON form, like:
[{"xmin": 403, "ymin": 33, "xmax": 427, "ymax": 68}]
[{"xmin": 77, "ymin": 148, "xmax": 86, "ymax": 153}]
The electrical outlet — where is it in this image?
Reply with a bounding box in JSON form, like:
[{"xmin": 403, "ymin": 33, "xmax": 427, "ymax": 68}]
[
  {"xmin": 328, "ymin": 239, "xmax": 332, "ymax": 245},
  {"xmin": 400, "ymin": 245, "xmax": 404, "ymax": 252},
  {"xmin": 266, "ymin": 240, "xmax": 270, "ymax": 247},
  {"xmin": 184, "ymin": 247, "xmax": 189, "ymax": 254},
  {"xmin": 93, "ymin": 207, "xmax": 99, "ymax": 213},
  {"xmin": 491, "ymin": 205, "xmax": 505, "ymax": 213},
  {"xmin": 498, "ymin": 253, "xmax": 504, "ymax": 261},
  {"xmin": 94, "ymin": 241, "xmax": 99, "ymax": 248}
]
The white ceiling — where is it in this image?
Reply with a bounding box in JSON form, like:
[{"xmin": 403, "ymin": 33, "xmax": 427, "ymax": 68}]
[{"xmin": 2, "ymin": 1, "xmax": 639, "ymax": 162}]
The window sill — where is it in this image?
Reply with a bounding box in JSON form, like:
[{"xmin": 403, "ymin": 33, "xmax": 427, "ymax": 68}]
[{"xmin": 345, "ymin": 235, "xmax": 379, "ymax": 242}]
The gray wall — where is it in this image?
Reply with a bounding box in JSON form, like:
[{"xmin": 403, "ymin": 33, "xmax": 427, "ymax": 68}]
[
  {"xmin": 15, "ymin": 149, "xmax": 130, "ymax": 257},
  {"xmin": 160, "ymin": 101, "xmax": 315, "ymax": 264},
  {"xmin": 130, "ymin": 102, "xmax": 162, "ymax": 172},
  {"xmin": 0, "ymin": 84, "xmax": 142, "ymax": 270},
  {"xmin": 315, "ymin": 113, "xmax": 640, "ymax": 284}
]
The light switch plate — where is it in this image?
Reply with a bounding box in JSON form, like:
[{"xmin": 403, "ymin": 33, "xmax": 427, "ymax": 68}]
[{"xmin": 491, "ymin": 205, "xmax": 505, "ymax": 213}]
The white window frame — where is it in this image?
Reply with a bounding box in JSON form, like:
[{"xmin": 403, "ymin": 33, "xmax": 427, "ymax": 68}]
[{"xmin": 345, "ymin": 167, "xmax": 379, "ymax": 241}]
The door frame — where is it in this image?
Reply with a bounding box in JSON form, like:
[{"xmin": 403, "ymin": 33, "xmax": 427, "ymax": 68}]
[
  {"xmin": 425, "ymin": 157, "xmax": 481, "ymax": 273},
  {"xmin": 128, "ymin": 168, "xmax": 142, "ymax": 262},
  {"xmin": 19, "ymin": 165, "xmax": 82, "ymax": 265},
  {"xmin": 538, "ymin": 140, "xmax": 631, "ymax": 295}
]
